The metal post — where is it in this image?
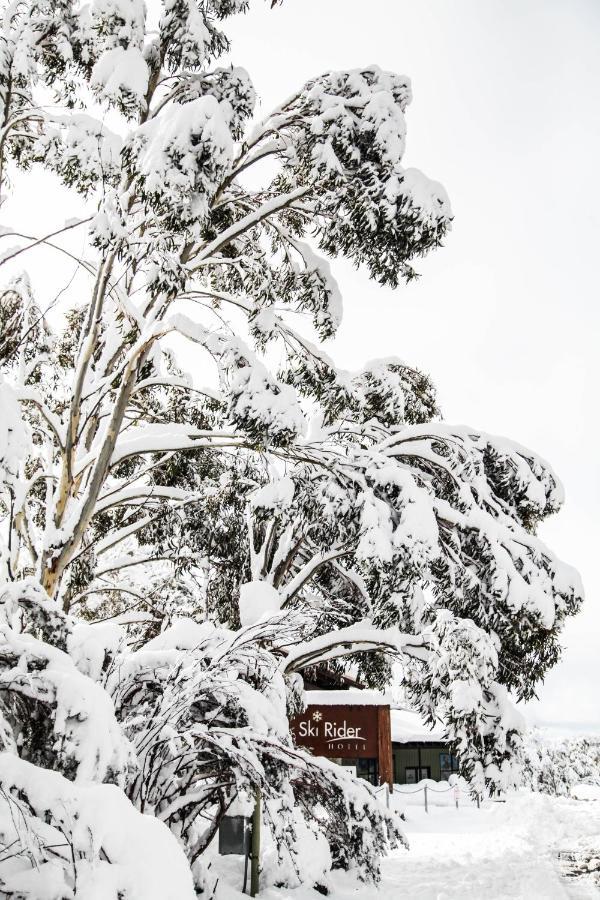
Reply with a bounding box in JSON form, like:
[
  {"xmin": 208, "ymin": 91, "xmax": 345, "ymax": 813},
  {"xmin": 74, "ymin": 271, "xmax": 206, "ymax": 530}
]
[
  {"xmin": 424, "ymin": 784, "xmax": 428, "ymax": 814},
  {"xmin": 476, "ymin": 793, "xmax": 481, "ymax": 810},
  {"xmin": 250, "ymin": 789, "xmax": 261, "ymax": 897},
  {"xmin": 242, "ymin": 844, "xmax": 250, "ymax": 895}
]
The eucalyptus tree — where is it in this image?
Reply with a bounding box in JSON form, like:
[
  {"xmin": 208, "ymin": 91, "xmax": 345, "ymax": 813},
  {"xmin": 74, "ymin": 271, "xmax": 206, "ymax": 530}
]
[{"xmin": 0, "ymin": 0, "xmax": 582, "ymax": 894}]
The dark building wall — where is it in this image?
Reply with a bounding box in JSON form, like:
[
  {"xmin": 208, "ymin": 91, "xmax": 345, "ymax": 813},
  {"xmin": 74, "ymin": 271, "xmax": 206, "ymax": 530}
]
[{"xmin": 392, "ymin": 742, "xmax": 459, "ymax": 784}]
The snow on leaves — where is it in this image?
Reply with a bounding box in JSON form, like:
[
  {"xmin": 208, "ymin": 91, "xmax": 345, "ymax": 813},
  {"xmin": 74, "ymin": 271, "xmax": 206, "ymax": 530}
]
[
  {"xmin": 0, "ymin": 380, "xmax": 28, "ymax": 485},
  {"xmin": 91, "ymin": 45, "xmax": 150, "ymax": 115},
  {"xmin": 0, "ymin": 582, "xmax": 135, "ymax": 785},
  {"xmin": 223, "ymin": 337, "xmax": 306, "ymax": 447},
  {"xmin": 382, "ymin": 424, "xmax": 581, "ymax": 637},
  {"xmin": 127, "ymin": 95, "xmax": 233, "ymax": 229},
  {"xmin": 520, "ymin": 729, "xmax": 600, "ymax": 797},
  {"xmin": 159, "ymin": 0, "xmax": 234, "ymax": 73},
  {"xmin": 33, "ymin": 114, "xmax": 124, "ymax": 194},
  {"xmin": 76, "ymin": 0, "xmax": 147, "ymax": 65},
  {"xmin": 266, "ymin": 65, "xmax": 452, "ymax": 285}
]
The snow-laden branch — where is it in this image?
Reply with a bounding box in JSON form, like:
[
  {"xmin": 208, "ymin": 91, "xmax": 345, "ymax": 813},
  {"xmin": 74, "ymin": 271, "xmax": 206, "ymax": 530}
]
[
  {"xmin": 95, "ymin": 484, "xmax": 200, "ymax": 515},
  {"xmin": 224, "ymin": 137, "xmax": 286, "ymax": 184},
  {"xmin": 130, "ymin": 376, "xmax": 222, "ymax": 403},
  {"xmin": 280, "ymin": 546, "xmax": 354, "ymax": 606},
  {"xmin": 188, "ymin": 185, "xmax": 312, "ymax": 269},
  {"xmin": 281, "ymin": 622, "xmax": 432, "ymax": 674},
  {"xmin": 109, "ymin": 424, "xmax": 245, "ymax": 467},
  {"xmin": 14, "ymin": 387, "xmax": 64, "ymax": 449}
]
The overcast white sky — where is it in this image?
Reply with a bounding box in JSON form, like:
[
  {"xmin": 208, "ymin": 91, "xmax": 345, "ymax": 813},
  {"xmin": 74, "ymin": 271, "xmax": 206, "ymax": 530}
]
[
  {"xmin": 225, "ymin": 0, "xmax": 600, "ymax": 730},
  {"xmin": 5, "ymin": 0, "xmax": 598, "ymax": 731}
]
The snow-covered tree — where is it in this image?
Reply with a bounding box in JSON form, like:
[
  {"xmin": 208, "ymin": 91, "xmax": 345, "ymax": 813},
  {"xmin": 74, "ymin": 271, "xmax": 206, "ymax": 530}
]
[
  {"xmin": 519, "ymin": 729, "xmax": 600, "ymax": 797},
  {"xmin": 0, "ymin": 0, "xmax": 583, "ymax": 894}
]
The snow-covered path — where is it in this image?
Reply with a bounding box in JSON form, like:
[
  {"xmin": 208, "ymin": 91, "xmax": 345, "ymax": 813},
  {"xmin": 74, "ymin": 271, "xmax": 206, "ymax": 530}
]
[
  {"xmin": 375, "ymin": 796, "xmax": 600, "ymax": 900},
  {"xmin": 246, "ymin": 794, "xmax": 600, "ymax": 900}
]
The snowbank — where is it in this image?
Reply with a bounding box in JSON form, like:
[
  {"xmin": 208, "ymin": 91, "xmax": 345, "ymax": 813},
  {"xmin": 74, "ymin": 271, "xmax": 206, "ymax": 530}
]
[
  {"xmin": 571, "ymin": 783, "xmax": 600, "ymax": 801},
  {"xmin": 0, "ymin": 755, "xmax": 196, "ymax": 900}
]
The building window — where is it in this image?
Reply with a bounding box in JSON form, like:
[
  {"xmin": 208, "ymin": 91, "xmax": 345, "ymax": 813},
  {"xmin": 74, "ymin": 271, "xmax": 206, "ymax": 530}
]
[
  {"xmin": 405, "ymin": 766, "xmax": 430, "ymax": 784},
  {"xmin": 439, "ymin": 752, "xmax": 459, "ymax": 781},
  {"xmin": 356, "ymin": 758, "xmax": 379, "ymax": 786},
  {"xmin": 338, "ymin": 758, "xmax": 379, "ymax": 786}
]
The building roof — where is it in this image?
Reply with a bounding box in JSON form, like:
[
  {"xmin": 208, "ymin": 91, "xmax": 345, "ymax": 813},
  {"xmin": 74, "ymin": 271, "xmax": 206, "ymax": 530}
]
[
  {"xmin": 303, "ymin": 689, "xmax": 389, "ymax": 707},
  {"xmin": 391, "ymin": 709, "xmax": 446, "ymax": 744},
  {"xmin": 302, "ymin": 690, "xmax": 447, "ymax": 743}
]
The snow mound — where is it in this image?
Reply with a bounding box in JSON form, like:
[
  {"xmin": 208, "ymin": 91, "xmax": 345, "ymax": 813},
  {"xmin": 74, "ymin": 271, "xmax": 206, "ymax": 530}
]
[
  {"xmin": 571, "ymin": 783, "xmax": 600, "ymax": 801},
  {"xmin": 239, "ymin": 581, "xmax": 282, "ymax": 626},
  {"xmin": 0, "ymin": 755, "xmax": 196, "ymax": 900}
]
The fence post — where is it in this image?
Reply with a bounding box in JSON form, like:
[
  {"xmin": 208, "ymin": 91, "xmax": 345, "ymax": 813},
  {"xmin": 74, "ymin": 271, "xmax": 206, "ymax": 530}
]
[
  {"xmin": 476, "ymin": 793, "xmax": 481, "ymax": 810},
  {"xmin": 424, "ymin": 784, "xmax": 428, "ymax": 814},
  {"xmin": 385, "ymin": 782, "xmax": 390, "ymax": 810},
  {"xmin": 454, "ymin": 785, "xmax": 459, "ymax": 810}
]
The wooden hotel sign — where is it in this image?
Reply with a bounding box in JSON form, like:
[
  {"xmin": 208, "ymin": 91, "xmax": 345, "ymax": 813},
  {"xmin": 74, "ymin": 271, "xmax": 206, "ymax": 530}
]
[
  {"xmin": 290, "ymin": 697, "xmax": 393, "ymax": 788},
  {"xmin": 291, "ymin": 704, "xmax": 379, "ymax": 757}
]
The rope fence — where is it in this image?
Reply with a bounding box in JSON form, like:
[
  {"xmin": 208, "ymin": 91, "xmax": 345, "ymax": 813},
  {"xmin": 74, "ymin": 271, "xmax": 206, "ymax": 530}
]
[{"xmin": 374, "ymin": 781, "xmax": 482, "ymax": 813}]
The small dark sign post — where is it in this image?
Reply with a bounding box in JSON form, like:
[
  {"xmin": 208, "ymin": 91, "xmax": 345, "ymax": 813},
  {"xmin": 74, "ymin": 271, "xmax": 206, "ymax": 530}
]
[
  {"xmin": 218, "ymin": 807, "xmax": 257, "ymax": 896},
  {"xmin": 290, "ymin": 702, "xmax": 393, "ymax": 789},
  {"xmin": 218, "ymin": 815, "xmax": 250, "ymax": 856}
]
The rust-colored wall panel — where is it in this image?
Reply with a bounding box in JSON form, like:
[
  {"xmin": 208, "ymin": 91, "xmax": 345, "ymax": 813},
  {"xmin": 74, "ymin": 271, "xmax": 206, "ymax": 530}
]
[{"xmin": 377, "ymin": 706, "xmax": 393, "ymax": 790}]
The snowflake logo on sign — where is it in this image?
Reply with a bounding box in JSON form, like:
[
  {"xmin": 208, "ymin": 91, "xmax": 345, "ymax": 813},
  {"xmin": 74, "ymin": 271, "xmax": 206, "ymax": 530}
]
[{"xmin": 312, "ymin": 711, "xmax": 322, "ymax": 722}]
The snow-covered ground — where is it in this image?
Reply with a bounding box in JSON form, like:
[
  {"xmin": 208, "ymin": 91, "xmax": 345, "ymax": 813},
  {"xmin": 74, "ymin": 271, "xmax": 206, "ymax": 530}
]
[{"xmin": 211, "ymin": 793, "xmax": 600, "ymax": 900}]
